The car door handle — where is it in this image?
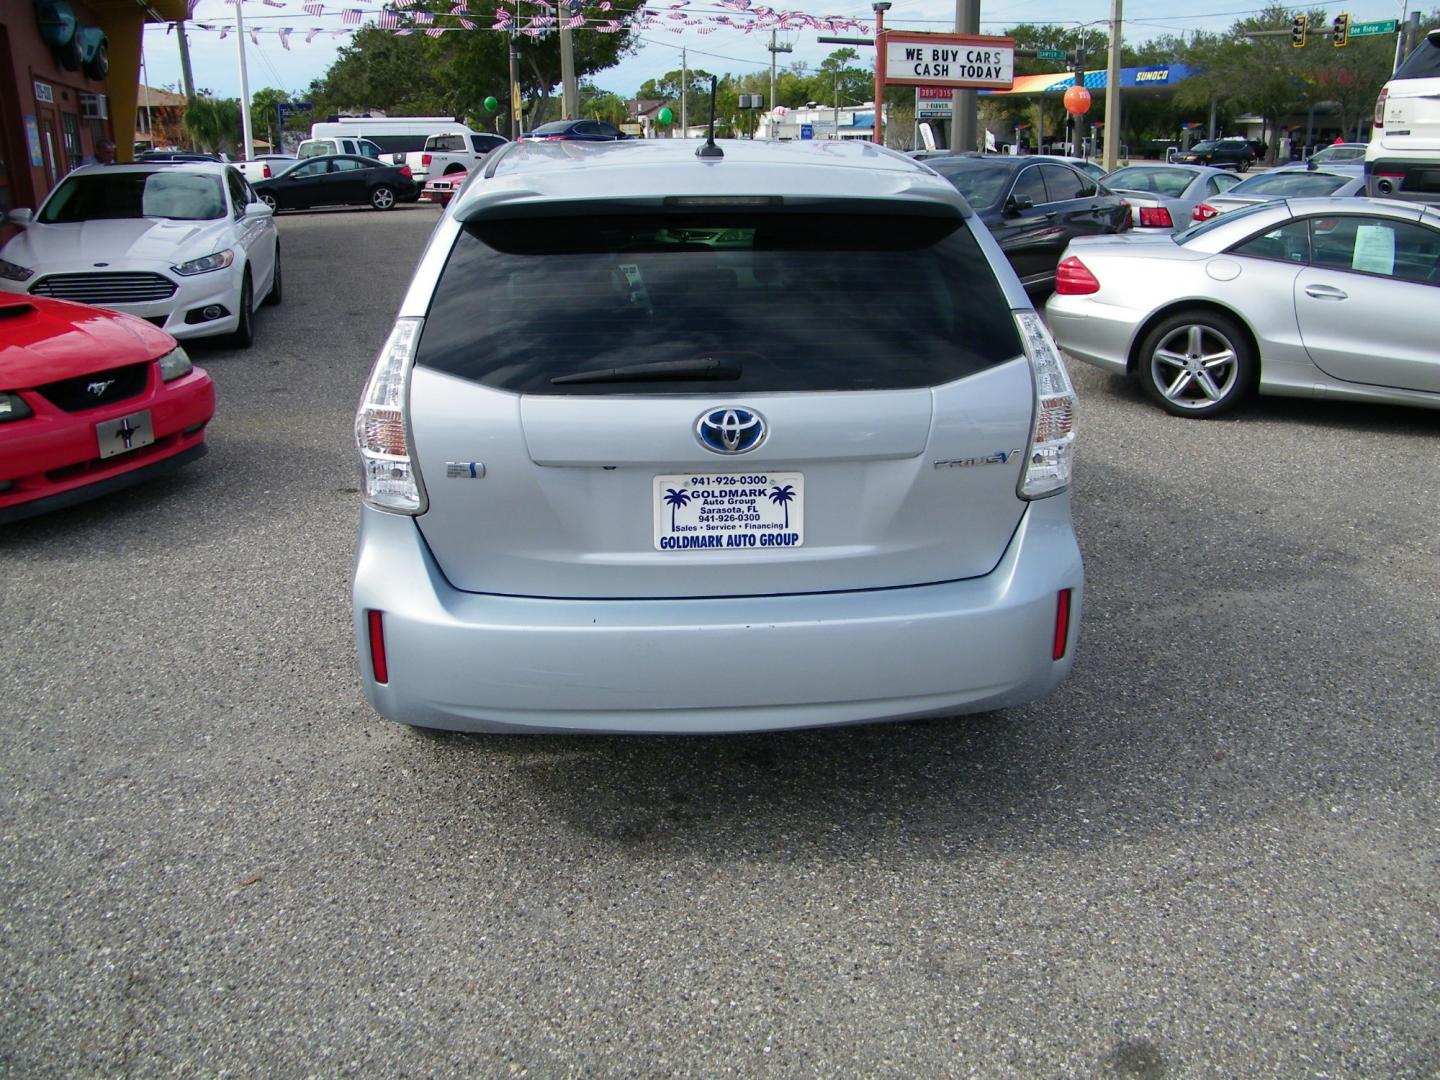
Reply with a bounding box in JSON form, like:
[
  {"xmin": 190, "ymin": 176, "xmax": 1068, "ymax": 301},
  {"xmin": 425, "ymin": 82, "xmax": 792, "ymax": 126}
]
[{"xmin": 1305, "ymin": 284, "xmax": 1348, "ymax": 300}]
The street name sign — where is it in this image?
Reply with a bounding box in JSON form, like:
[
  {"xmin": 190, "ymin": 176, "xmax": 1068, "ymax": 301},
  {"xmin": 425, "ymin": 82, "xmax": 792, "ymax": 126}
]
[
  {"xmin": 1350, "ymin": 19, "xmax": 1398, "ymax": 36},
  {"xmin": 1038, "ymin": 49, "xmax": 1067, "ymax": 60}
]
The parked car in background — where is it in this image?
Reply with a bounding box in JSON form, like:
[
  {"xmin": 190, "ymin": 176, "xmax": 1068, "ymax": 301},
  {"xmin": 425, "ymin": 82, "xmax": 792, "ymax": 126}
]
[
  {"xmin": 923, "ymin": 155, "xmax": 1130, "ymax": 292},
  {"xmin": 234, "ymin": 154, "xmax": 296, "ymax": 184},
  {"xmin": 1307, "ymin": 142, "xmax": 1367, "ymax": 164},
  {"xmin": 1101, "ymin": 163, "xmax": 1242, "ymax": 232},
  {"xmin": 0, "ymin": 292, "xmax": 215, "ymax": 523},
  {"xmin": 352, "ymin": 138, "xmax": 1083, "ymax": 733},
  {"xmin": 1174, "ymin": 138, "xmax": 1255, "ymax": 171},
  {"xmin": 252, "ymin": 155, "xmax": 418, "ymax": 212},
  {"xmin": 1032, "ymin": 155, "xmax": 1108, "ymax": 182},
  {"xmin": 1366, "ymin": 27, "xmax": 1440, "ymax": 201},
  {"xmin": 518, "ymin": 119, "xmax": 629, "ymax": 142},
  {"xmin": 0, "ymin": 163, "xmax": 279, "ymax": 348},
  {"xmin": 136, "ymin": 150, "xmax": 225, "ymax": 163},
  {"xmin": 420, "ymin": 167, "xmax": 468, "ymax": 208},
  {"xmin": 1047, "ymin": 198, "xmax": 1440, "ymax": 417},
  {"xmin": 413, "ymin": 131, "xmax": 508, "ymax": 185},
  {"xmin": 1191, "ymin": 164, "xmax": 1366, "ymax": 221}
]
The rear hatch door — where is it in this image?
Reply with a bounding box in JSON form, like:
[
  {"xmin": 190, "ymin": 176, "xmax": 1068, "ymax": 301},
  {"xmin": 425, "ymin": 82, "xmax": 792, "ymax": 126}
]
[{"xmin": 410, "ymin": 206, "xmax": 1036, "ymax": 600}]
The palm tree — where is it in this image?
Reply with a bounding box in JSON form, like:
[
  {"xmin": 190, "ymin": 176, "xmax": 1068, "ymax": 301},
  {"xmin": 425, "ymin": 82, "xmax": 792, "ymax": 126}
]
[
  {"xmin": 183, "ymin": 97, "xmax": 241, "ymax": 154},
  {"xmin": 768, "ymin": 484, "xmax": 795, "ymax": 528},
  {"xmin": 663, "ymin": 488, "xmax": 690, "ymax": 530}
]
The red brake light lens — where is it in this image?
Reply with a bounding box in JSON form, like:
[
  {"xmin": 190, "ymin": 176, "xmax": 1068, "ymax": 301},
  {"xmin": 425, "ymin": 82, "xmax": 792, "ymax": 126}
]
[
  {"xmin": 421, "ymin": 153, "xmax": 432, "ymax": 166},
  {"xmin": 1055, "ymin": 256, "xmax": 1100, "ymax": 295},
  {"xmin": 367, "ymin": 610, "xmax": 389, "ymax": 683},
  {"xmin": 1192, "ymin": 203, "xmax": 1218, "ymax": 222},
  {"xmin": 1053, "ymin": 589, "xmax": 1073, "ymax": 660},
  {"xmin": 1374, "ymin": 87, "xmax": 1388, "ymax": 127},
  {"xmin": 400, "ymin": 165, "xmax": 413, "ymax": 178},
  {"xmin": 262, "ymin": 164, "xmax": 271, "ymax": 178},
  {"xmin": 1138, "ymin": 206, "xmax": 1173, "ymax": 228}
]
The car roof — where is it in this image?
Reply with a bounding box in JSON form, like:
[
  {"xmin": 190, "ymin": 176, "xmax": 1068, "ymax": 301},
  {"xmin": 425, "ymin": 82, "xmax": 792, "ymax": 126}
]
[
  {"xmin": 69, "ymin": 162, "xmax": 229, "ymax": 175},
  {"xmin": 458, "ymin": 139, "xmax": 967, "ymax": 217}
]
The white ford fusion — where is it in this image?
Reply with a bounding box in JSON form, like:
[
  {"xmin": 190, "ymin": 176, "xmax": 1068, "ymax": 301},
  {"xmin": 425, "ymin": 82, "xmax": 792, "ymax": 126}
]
[
  {"xmin": 352, "ymin": 138, "xmax": 1083, "ymax": 734},
  {"xmin": 0, "ymin": 163, "xmax": 279, "ymax": 348}
]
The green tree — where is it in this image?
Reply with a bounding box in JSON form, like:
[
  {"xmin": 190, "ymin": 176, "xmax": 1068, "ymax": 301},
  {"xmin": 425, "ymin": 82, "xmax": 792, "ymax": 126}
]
[
  {"xmin": 249, "ymin": 87, "xmax": 289, "ymax": 152},
  {"xmin": 184, "ymin": 96, "xmax": 241, "ymax": 154}
]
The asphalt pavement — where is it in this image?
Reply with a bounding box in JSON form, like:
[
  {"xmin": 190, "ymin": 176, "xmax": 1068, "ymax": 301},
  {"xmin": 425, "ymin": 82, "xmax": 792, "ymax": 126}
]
[{"xmin": 2, "ymin": 203, "xmax": 1437, "ymax": 1077}]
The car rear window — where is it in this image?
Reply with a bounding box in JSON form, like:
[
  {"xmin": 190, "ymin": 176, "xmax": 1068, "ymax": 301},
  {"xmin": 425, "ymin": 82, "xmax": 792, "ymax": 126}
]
[
  {"xmin": 1229, "ymin": 171, "xmax": 1353, "ymax": 196},
  {"xmin": 418, "ymin": 211, "xmax": 1022, "ymax": 395},
  {"xmin": 1392, "ymin": 33, "xmax": 1440, "ymax": 80}
]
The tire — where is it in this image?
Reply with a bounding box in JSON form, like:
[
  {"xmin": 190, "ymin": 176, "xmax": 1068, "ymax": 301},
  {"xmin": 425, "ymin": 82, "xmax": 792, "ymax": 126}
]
[
  {"xmin": 258, "ymin": 192, "xmax": 278, "ymax": 212},
  {"xmin": 1136, "ymin": 309, "xmax": 1255, "ymax": 418},
  {"xmin": 263, "ymin": 244, "xmax": 282, "ymax": 306},
  {"xmin": 229, "ymin": 272, "xmax": 255, "ymax": 349},
  {"xmin": 370, "ymin": 185, "xmax": 397, "ymax": 210}
]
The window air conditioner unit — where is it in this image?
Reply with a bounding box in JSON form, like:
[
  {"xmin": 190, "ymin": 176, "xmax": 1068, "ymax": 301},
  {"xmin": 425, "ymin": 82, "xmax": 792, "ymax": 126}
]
[{"xmin": 80, "ymin": 92, "xmax": 108, "ymax": 119}]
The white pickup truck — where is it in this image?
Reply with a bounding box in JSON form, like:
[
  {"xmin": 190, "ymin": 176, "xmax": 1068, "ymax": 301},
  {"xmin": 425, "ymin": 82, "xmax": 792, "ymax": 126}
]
[
  {"xmin": 234, "ymin": 155, "xmax": 298, "ymax": 184},
  {"xmin": 407, "ymin": 131, "xmax": 509, "ymax": 184}
]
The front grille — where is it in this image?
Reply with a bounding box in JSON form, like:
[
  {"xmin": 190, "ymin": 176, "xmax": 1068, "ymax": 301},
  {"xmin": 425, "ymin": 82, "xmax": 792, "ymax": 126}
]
[
  {"xmin": 30, "ymin": 272, "xmax": 178, "ymax": 304},
  {"xmin": 36, "ymin": 362, "xmax": 150, "ymax": 413}
]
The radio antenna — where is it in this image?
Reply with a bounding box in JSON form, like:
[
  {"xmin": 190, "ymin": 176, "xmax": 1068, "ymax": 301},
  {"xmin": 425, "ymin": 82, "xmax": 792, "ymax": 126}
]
[{"xmin": 696, "ymin": 75, "xmax": 722, "ymax": 159}]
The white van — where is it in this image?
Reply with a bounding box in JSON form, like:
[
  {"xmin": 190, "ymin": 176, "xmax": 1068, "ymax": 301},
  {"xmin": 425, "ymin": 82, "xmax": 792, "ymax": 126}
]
[
  {"xmin": 297, "ymin": 137, "xmax": 383, "ymax": 160},
  {"xmin": 307, "ymin": 117, "xmax": 469, "ymax": 168},
  {"xmin": 1366, "ymin": 28, "xmax": 1440, "ymax": 202}
]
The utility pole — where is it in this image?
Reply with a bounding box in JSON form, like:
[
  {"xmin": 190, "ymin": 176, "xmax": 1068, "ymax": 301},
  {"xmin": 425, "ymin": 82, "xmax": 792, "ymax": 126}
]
[
  {"xmin": 508, "ymin": 21, "xmax": 521, "ymax": 138},
  {"xmin": 1102, "ymin": 0, "xmax": 1122, "ymax": 171},
  {"xmin": 176, "ymin": 20, "xmax": 196, "ymax": 103},
  {"xmin": 559, "ymin": 14, "xmax": 578, "ymax": 119},
  {"xmin": 952, "ymin": 0, "xmax": 978, "ymax": 150},
  {"xmin": 681, "ymin": 48, "xmax": 687, "ymax": 134},
  {"xmin": 233, "ymin": 0, "xmax": 253, "ymax": 159},
  {"xmin": 768, "ymin": 31, "xmax": 793, "ymax": 126},
  {"xmin": 871, "ymin": 1, "xmax": 890, "ymax": 146}
]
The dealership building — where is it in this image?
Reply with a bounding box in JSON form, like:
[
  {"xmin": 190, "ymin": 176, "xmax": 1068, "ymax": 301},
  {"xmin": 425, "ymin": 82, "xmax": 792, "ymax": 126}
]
[{"xmin": 0, "ymin": 0, "xmax": 186, "ymax": 212}]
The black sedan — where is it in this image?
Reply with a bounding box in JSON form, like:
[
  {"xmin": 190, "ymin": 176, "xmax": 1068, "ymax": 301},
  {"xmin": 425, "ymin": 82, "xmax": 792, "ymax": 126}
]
[
  {"xmin": 250, "ymin": 155, "xmax": 418, "ymax": 212},
  {"xmin": 922, "ymin": 156, "xmax": 1131, "ymax": 293},
  {"xmin": 518, "ymin": 119, "xmax": 629, "ymax": 142}
]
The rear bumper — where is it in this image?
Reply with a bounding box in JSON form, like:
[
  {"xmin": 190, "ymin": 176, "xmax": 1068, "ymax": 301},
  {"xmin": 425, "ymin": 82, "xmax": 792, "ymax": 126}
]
[
  {"xmin": 351, "ymin": 496, "xmax": 1084, "ymax": 734},
  {"xmin": 1044, "ymin": 292, "xmax": 1142, "ymax": 375},
  {"xmin": 1364, "ymin": 157, "xmax": 1440, "ymax": 201}
]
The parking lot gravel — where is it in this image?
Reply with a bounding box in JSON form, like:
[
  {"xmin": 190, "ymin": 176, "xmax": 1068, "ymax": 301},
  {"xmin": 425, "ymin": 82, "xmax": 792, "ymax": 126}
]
[{"xmin": 2, "ymin": 203, "xmax": 1437, "ymax": 1078}]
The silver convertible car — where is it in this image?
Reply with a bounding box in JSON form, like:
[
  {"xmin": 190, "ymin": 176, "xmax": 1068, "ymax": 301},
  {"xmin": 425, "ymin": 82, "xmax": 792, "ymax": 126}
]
[
  {"xmin": 1046, "ymin": 197, "xmax": 1440, "ymax": 417},
  {"xmin": 352, "ymin": 138, "xmax": 1083, "ymax": 734}
]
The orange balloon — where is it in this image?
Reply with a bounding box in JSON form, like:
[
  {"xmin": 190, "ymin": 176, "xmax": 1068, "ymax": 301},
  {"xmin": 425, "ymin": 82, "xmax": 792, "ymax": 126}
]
[{"xmin": 1063, "ymin": 84, "xmax": 1092, "ymax": 116}]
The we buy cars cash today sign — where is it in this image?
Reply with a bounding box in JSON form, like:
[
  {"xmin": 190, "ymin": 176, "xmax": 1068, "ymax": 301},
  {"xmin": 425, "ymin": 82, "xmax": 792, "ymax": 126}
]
[{"xmin": 882, "ymin": 32, "xmax": 1016, "ymax": 90}]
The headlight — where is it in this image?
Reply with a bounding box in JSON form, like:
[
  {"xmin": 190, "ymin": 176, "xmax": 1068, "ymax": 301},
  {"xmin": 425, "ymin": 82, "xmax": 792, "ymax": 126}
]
[
  {"xmin": 0, "ymin": 392, "xmax": 33, "ymax": 422},
  {"xmin": 0, "ymin": 258, "xmax": 33, "ymax": 282},
  {"xmin": 171, "ymin": 249, "xmax": 235, "ymax": 276},
  {"xmin": 157, "ymin": 346, "xmax": 193, "ymax": 382}
]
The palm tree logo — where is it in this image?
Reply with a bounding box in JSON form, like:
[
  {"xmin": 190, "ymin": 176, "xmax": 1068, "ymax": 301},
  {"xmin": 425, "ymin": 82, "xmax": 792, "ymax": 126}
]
[
  {"xmin": 663, "ymin": 487, "xmax": 691, "ymax": 530},
  {"xmin": 768, "ymin": 484, "xmax": 796, "ymax": 528}
]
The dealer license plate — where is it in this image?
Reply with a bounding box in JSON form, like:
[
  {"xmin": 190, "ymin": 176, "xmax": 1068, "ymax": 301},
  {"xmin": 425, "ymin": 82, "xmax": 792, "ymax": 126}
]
[
  {"xmin": 654, "ymin": 472, "xmax": 804, "ymax": 552},
  {"xmin": 96, "ymin": 410, "xmax": 155, "ymax": 459}
]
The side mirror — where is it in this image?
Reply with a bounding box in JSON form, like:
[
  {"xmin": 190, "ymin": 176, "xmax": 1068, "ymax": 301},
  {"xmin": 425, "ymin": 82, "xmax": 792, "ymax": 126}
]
[
  {"xmin": 6, "ymin": 208, "xmax": 33, "ymax": 226},
  {"xmin": 1007, "ymin": 193, "xmax": 1034, "ymax": 214},
  {"xmin": 245, "ymin": 201, "xmax": 273, "ymax": 218}
]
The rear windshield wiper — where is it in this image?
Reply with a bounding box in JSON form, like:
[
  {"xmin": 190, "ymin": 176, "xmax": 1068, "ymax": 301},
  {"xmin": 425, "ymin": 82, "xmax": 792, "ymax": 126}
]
[{"xmin": 550, "ymin": 357, "xmax": 742, "ymax": 385}]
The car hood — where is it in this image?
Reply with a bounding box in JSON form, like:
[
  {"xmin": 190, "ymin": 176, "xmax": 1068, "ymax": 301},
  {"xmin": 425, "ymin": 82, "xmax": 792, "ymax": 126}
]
[
  {"xmin": 2, "ymin": 217, "xmax": 232, "ymax": 272},
  {"xmin": 0, "ymin": 295, "xmax": 172, "ymax": 390}
]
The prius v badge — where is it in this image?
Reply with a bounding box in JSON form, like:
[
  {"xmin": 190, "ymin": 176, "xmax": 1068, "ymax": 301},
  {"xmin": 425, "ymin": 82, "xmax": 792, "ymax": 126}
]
[{"xmin": 933, "ymin": 449, "xmax": 1025, "ymax": 469}]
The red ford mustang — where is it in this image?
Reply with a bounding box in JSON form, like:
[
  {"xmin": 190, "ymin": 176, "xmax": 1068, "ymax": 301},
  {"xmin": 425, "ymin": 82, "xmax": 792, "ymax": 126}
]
[{"xmin": 0, "ymin": 293, "xmax": 215, "ymax": 523}]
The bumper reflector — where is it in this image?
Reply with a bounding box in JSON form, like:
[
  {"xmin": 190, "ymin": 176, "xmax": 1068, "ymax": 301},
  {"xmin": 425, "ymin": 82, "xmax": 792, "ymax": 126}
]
[
  {"xmin": 368, "ymin": 609, "xmax": 390, "ymax": 683},
  {"xmin": 1053, "ymin": 589, "xmax": 1072, "ymax": 660}
]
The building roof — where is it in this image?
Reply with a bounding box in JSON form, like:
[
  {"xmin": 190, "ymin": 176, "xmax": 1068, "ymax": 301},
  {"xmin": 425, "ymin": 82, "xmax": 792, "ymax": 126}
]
[
  {"xmin": 136, "ymin": 85, "xmax": 189, "ymax": 108},
  {"xmin": 627, "ymin": 99, "xmax": 670, "ymax": 119}
]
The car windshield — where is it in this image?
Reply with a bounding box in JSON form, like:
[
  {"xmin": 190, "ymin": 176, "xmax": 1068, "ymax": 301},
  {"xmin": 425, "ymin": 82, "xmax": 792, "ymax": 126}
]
[
  {"xmin": 1105, "ymin": 166, "xmax": 1196, "ymax": 197},
  {"xmin": 924, "ymin": 161, "xmax": 1015, "ymax": 210},
  {"xmin": 419, "ymin": 211, "xmax": 1021, "ymax": 396},
  {"xmin": 1229, "ymin": 171, "xmax": 1352, "ymax": 196},
  {"xmin": 38, "ymin": 171, "xmax": 226, "ymax": 222},
  {"xmin": 1392, "ymin": 32, "xmax": 1440, "ymax": 79},
  {"xmin": 1173, "ymin": 201, "xmax": 1277, "ymax": 245}
]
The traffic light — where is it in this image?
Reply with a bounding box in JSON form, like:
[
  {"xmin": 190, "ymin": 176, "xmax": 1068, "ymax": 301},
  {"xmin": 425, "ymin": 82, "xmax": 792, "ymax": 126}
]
[
  {"xmin": 1291, "ymin": 13, "xmax": 1308, "ymax": 47},
  {"xmin": 1332, "ymin": 12, "xmax": 1350, "ymax": 47}
]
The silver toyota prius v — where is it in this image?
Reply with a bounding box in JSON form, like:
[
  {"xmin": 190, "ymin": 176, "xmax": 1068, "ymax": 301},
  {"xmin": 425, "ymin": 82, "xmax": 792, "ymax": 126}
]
[{"xmin": 351, "ymin": 138, "xmax": 1083, "ymax": 734}]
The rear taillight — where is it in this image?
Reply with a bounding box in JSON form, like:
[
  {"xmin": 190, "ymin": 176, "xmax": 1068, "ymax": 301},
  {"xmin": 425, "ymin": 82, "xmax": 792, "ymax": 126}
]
[
  {"xmin": 1192, "ymin": 203, "xmax": 1218, "ymax": 222},
  {"xmin": 1374, "ymin": 87, "xmax": 1388, "ymax": 127},
  {"xmin": 421, "ymin": 153, "xmax": 432, "ymax": 166},
  {"xmin": 400, "ymin": 165, "xmax": 413, "ymax": 178},
  {"xmin": 262, "ymin": 164, "xmax": 271, "ymax": 178},
  {"xmin": 1055, "ymin": 256, "xmax": 1100, "ymax": 295},
  {"xmin": 1014, "ymin": 311, "xmax": 1076, "ymax": 500},
  {"xmin": 355, "ymin": 318, "xmax": 427, "ymax": 514},
  {"xmin": 1116, "ymin": 199, "xmax": 1132, "ymax": 230},
  {"xmin": 1137, "ymin": 205, "xmax": 1173, "ymax": 228},
  {"xmin": 544, "ymin": 135, "xmax": 569, "ymax": 141}
]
